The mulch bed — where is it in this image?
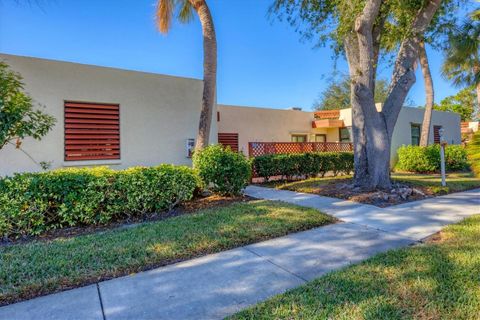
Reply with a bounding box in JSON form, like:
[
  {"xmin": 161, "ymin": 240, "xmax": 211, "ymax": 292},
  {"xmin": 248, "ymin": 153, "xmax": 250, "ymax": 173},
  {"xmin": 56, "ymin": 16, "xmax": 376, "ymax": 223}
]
[
  {"xmin": 2, "ymin": 194, "xmax": 253, "ymax": 246},
  {"xmin": 265, "ymin": 178, "xmax": 433, "ymax": 208}
]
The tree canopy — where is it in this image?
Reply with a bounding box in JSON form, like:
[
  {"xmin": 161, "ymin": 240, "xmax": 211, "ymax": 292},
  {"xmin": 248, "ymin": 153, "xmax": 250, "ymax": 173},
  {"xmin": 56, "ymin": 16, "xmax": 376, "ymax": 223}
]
[
  {"xmin": 435, "ymin": 86, "xmax": 478, "ymax": 121},
  {"xmin": 0, "ymin": 62, "xmax": 55, "ymax": 150},
  {"xmin": 442, "ymin": 11, "xmax": 480, "ymax": 88},
  {"xmin": 313, "ymin": 76, "xmax": 390, "ymax": 110}
]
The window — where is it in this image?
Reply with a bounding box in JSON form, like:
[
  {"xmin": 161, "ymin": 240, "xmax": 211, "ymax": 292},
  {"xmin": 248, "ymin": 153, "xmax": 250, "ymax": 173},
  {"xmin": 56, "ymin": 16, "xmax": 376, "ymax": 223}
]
[
  {"xmin": 315, "ymin": 134, "xmax": 326, "ymax": 142},
  {"xmin": 339, "ymin": 127, "xmax": 351, "ymax": 142},
  {"xmin": 411, "ymin": 124, "xmax": 421, "ymax": 146},
  {"xmin": 64, "ymin": 101, "xmax": 120, "ymax": 161},
  {"xmin": 291, "ymin": 134, "xmax": 307, "ymax": 142},
  {"xmin": 433, "ymin": 125, "xmax": 442, "ymax": 144}
]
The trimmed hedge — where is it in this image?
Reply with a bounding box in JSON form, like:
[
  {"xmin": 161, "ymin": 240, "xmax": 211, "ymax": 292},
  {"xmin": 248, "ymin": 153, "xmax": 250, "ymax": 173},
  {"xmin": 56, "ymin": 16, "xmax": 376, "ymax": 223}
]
[
  {"xmin": 193, "ymin": 144, "xmax": 251, "ymax": 196},
  {"xmin": 252, "ymin": 152, "xmax": 354, "ymax": 181},
  {"xmin": 395, "ymin": 144, "xmax": 469, "ymax": 173},
  {"xmin": 0, "ymin": 165, "xmax": 198, "ymax": 239}
]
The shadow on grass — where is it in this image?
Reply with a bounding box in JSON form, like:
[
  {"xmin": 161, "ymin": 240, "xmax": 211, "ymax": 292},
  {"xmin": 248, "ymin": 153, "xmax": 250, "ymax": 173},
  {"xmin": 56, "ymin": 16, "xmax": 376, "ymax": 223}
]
[{"xmin": 231, "ymin": 216, "xmax": 480, "ymax": 319}]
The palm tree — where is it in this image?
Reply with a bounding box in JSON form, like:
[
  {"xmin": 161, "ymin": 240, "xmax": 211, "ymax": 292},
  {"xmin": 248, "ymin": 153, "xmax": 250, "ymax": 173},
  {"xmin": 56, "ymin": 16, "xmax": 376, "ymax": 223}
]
[
  {"xmin": 419, "ymin": 40, "xmax": 434, "ymax": 146},
  {"xmin": 156, "ymin": 0, "xmax": 217, "ymax": 150},
  {"xmin": 442, "ymin": 12, "xmax": 480, "ymax": 112}
]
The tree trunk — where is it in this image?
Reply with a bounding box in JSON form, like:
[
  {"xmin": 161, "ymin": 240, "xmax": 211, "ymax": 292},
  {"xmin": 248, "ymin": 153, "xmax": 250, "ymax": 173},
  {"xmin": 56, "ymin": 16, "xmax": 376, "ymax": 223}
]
[
  {"xmin": 190, "ymin": 0, "xmax": 217, "ymax": 151},
  {"xmin": 345, "ymin": 0, "xmax": 440, "ymax": 190},
  {"xmin": 419, "ymin": 41, "xmax": 434, "ymax": 146}
]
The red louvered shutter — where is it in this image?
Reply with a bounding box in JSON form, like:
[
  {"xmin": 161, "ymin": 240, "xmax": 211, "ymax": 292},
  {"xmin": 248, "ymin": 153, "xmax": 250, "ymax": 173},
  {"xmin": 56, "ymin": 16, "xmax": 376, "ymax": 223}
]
[
  {"xmin": 64, "ymin": 101, "xmax": 120, "ymax": 161},
  {"xmin": 218, "ymin": 133, "xmax": 239, "ymax": 152},
  {"xmin": 433, "ymin": 125, "xmax": 442, "ymax": 144}
]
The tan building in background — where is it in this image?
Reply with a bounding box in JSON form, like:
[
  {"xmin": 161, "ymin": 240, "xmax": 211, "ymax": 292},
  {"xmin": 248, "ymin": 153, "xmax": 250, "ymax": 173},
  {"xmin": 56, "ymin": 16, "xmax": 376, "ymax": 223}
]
[
  {"xmin": 0, "ymin": 54, "xmax": 217, "ymax": 176},
  {"xmin": 0, "ymin": 53, "xmax": 462, "ymax": 176},
  {"xmin": 217, "ymin": 104, "xmax": 461, "ymax": 165}
]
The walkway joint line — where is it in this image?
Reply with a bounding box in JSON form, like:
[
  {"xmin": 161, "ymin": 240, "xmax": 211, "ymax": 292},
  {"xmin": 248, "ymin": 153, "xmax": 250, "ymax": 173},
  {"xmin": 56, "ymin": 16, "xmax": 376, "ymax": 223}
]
[
  {"xmin": 96, "ymin": 283, "xmax": 106, "ymax": 320},
  {"xmin": 242, "ymin": 247, "xmax": 309, "ymax": 283}
]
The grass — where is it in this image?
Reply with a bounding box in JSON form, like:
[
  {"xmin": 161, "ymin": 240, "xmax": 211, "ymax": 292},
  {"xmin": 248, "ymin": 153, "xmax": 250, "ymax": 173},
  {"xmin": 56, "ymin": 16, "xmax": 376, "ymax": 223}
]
[
  {"xmin": 231, "ymin": 214, "xmax": 480, "ymax": 320},
  {"xmin": 266, "ymin": 172, "xmax": 480, "ymax": 195},
  {"xmin": 0, "ymin": 200, "xmax": 334, "ymax": 306},
  {"xmin": 392, "ymin": 172, "xmax": 480, "ymax": 194}
]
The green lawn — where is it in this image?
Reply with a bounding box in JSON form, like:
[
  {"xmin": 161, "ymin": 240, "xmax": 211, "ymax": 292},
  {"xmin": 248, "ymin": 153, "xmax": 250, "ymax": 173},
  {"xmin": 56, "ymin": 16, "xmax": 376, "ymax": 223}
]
[
  {"xmin": 267, "ymin": 172, "xmax": 480, "ymax": 196},
  {"xmin": 392, "ymin": 172, "xmax": 480, "ymax": 195},
  {"xmin": 0, "ymin": 200, "xmax": 334, "ymax": 306},
  {"xmin": 231, "ymin": 214, "xmax": 480, "ymax": 320}
]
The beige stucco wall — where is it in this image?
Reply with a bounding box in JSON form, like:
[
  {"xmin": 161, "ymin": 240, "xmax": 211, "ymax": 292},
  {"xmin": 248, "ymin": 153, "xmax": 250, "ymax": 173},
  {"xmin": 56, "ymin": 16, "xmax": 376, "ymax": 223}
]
[
  {"xmin": 0, "ymin": 54, "xmax": 217, "ymax": 176},
  {"xmin": 218, "ymin": 104, "xmax": 461, "ymax": 166},
  {"xmin": 217, "ymin": 105, "xmax": 340, "ymax": 156},
  {"xmin": 390, "ymin": 106, "xmax": 461, "ymax": 164}
]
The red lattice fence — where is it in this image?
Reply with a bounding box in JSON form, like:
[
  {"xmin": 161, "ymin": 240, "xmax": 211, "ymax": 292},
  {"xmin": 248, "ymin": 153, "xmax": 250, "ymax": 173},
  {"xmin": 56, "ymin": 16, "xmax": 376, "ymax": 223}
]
[{"xmin": 248, "ymin": 142, "xmax": 353, "ymax": 158}]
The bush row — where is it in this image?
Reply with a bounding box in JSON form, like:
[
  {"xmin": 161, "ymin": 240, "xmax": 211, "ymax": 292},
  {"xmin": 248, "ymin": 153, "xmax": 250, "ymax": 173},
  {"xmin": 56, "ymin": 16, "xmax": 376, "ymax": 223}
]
[
  {"xmin": 0, "ymin": 165, "xmax": 198, "ymax": 239},
  {"xmin": 395, "ymin": 144, "xmax": 469, "ymax": 173},
  {"xmin": 252, "ymin": 152, "xmax": 354, "ymax": 181}
]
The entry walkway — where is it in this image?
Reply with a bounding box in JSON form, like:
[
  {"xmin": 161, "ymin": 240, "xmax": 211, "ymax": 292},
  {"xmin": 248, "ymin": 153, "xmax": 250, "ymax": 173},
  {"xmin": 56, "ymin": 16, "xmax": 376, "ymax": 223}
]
[{"xmin": 1, "ymin": 188, "xmax": 478, "ymax": 320}]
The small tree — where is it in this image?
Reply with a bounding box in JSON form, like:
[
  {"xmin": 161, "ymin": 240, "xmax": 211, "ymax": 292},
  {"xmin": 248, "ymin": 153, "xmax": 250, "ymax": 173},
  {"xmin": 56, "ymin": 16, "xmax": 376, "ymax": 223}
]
[
  {"xmin": 434, "ymin": 86, "xmax": 478, "ymax": 121},
  {"xmin": 313, "ymin": 76, "xmax": 390, "ymax": 110},
  {"xmin": 442, "ymin": 11, "xmax": 480, "ymax": 111},
  {"xmin": 0, "ymin": 62, "xmax": 55, "ymax": 151}
]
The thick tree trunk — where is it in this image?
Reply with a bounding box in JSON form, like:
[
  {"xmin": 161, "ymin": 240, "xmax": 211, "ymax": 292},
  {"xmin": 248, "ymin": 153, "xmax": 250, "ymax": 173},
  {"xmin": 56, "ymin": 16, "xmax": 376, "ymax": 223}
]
[
  {"xmin": 345, "ymin": 0, "xmax": 440, "ymax": 190},
  {"xmin": 419, "ymin": 41, "xmax": 434, "ymax": 146},
  {"xmin": 190, "ymin": 0, "xmax": 217, "ymax": 150}
]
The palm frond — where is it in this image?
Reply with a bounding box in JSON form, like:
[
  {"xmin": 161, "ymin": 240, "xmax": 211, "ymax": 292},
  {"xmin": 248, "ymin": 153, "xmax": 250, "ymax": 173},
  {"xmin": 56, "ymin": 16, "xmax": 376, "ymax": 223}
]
[
  {"xmin": 178, "ymin": 0, "xmax": 194, "ymax": 24},
  {"xmin": 156, "ymin": 0, "xmax": 174, "ymax": 34}
]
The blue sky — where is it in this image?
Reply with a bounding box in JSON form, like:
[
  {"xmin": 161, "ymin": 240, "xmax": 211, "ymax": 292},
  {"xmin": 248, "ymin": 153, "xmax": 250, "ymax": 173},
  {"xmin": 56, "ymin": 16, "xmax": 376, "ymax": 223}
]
[{"xmin": 0, "ymin": 0, "xmax": 473, "ymax": 110}]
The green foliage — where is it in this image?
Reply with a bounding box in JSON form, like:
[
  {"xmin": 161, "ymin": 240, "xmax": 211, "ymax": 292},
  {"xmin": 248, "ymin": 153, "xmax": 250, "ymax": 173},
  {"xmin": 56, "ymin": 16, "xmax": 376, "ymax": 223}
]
[
  {"xmin": 0, "ymin": 61, "xmax": 55, "ymax": 149},
  {"xmin": 395, "ymin": 145, "xmax": 469, "ymax": 173},
  {"xmin": 466, "ymin": 130, "xmax": 480, "ymax": 177},
  {"xmin": 442, "ymin": 14, "xmax": 480, "ymax": 88},
  {"xmin": 193, "ymin": 144, "xmax": 251, "ymax": 196},
  {"xmin": 271, "ymin": 0, "xmax": 462, "ymax": 56},
  {"xmin": 313, "ymin": 76, "xmax": 391, "ymax": 110},
  {"xmin": 434, "ymin": 86, "xmax": 478, "ymax": 121},
  {"xmin": 252, "ymin": 152, "xmax": 353, "ymax": 181},
  {"xmin": 0, "ymin": 165, "xmax": 198, "ymax": 239}
]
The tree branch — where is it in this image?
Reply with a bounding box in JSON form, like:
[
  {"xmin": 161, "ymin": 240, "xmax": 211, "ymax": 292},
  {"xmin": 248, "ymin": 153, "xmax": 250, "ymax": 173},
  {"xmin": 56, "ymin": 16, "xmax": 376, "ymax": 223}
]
[{"xmin": 383, "ymin": 0, "xmax": 441, "ymax": 135}]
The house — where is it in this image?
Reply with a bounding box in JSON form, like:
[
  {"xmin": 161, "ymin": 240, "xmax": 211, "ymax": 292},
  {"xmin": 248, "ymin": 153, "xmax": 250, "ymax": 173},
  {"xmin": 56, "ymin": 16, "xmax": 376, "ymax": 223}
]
[
  {"xmin": 217, "ymin": 104, "xmax": 461, "ymax": 165},
  {"xmin": 0, "ymin": 54, "xmax": 217, "ymax": 177},
  {"xmin": 462, "ymin": 121, "xmax": 479, "ymax": 134},
  {"xmin": 0, "ymin": 53, "xmax": 462, "ymax": 176}
]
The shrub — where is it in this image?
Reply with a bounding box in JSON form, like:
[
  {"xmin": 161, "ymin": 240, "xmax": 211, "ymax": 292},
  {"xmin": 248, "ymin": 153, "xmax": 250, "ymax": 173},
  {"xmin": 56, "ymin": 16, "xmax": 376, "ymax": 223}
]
[
  {"xmin": 395, "ymin": 144, "xmax": 468, "ymax": 173},
  {"xmin": 252, "ymin": 152, "xmax": 354, "ymax": 181},
  {"xmin": 193, "ymin": 144, "xmax": 251, "ymax": 196},
  {"xmin": 466, "ymin": 130, "xmax": 480, "ymax": 177},
  {"xmin": 0, "ymin": 165, "xmax": 197, "ymax": 239}
]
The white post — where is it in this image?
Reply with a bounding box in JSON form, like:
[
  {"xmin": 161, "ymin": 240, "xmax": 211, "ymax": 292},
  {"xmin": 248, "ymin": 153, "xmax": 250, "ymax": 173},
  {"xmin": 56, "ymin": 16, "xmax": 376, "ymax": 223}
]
[{"xmin": 439, "ymin": 128, "xmax": 446, "ymax": 187}]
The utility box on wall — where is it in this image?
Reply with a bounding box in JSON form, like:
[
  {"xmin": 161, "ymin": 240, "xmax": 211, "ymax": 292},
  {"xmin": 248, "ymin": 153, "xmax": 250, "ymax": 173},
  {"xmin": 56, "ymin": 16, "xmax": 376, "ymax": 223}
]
[{"xmin": 186, "ymin": 138, "xmax": 195, "ymax": 158}]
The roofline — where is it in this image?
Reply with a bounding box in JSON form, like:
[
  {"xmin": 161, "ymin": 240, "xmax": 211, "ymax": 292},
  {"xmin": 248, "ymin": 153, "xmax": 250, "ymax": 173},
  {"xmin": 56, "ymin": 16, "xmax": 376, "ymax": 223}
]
[{"xmin": 0, "ymin": 52, "xmax": 203, "ymax": 82}]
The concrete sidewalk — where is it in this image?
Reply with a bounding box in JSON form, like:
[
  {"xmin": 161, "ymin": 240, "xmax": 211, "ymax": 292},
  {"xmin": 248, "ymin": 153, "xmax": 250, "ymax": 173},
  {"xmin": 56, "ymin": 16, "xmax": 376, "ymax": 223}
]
[{"xmin": 1, "ymin": 188, "xmax": 478, "ymax": 320}]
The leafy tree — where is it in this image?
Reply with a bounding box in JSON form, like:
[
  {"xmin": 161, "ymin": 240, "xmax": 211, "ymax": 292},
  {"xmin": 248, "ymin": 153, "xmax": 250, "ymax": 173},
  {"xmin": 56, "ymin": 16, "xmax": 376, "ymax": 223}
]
[
  {"xmin": 0, "ymin": 61, "xmax": 55, "ymax": 150},
  {"xmin": 442, "ymin": 9, "xmax": 480, "ymax": 111},
  {"xmin": 272, "ymin": 0, "xmax": 452, "ymax": 189},
  {"xmin": 313, "ymin": 76, "xmax": 389, "ymax": 110},
  {"xmin": 435, "ymin": 86, "xmax": 478, "ymax": 121},
  {"xmin": 156, "ymin": 0, "xmax": 216, "ymax": 150}
]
